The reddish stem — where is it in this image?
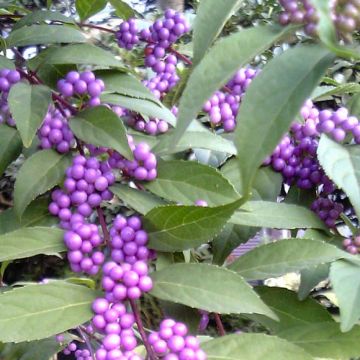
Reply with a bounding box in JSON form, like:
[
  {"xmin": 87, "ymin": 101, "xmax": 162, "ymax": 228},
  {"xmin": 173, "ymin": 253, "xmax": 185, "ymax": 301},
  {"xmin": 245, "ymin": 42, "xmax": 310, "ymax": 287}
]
[
  {"xmin": 129, "ymin": 299, "xmax": 157, "ymax": 360},
  {"xmin": 168, "ymin": 46, "xmax": 192, "ymax": 66},
  {"xmin": 78, "ymin": 22, "xmax": 117, "ymax": 34},
  {"xmin": 96, "ymin": 207, "xmax": 110, "ymax": 246},
  {"xmin": 214, "ymin": 313, "xmax": 226, "ymax": 336},
  {"xmin": 77, "ymin": 327, "xmax": 95, "ymax": 360}
]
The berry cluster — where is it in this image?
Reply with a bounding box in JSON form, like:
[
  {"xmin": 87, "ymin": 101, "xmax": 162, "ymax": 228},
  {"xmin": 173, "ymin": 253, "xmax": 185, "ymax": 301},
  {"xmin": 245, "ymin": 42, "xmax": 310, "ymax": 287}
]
[
  {"xmin": 57, "ymin": 70, "xmax": 105, "ymax": 107},
  {"xmin": 109, "ymin": 215, "xmax": 150, "ymax": 264},
  {"xmin": 116, "ymin": 19, "xmax": 140, "ymax": 50},
  {"xmin": 343, "ymin": 236, "xmax": 360, "ymax": 254},
  {"xmin": 0, "ymin": 69, "xmax": 21, "ymax": 126},
  {"xmin": 149, "ymin": 319, "xmax": 207, "ymax": 360},
  {"xmin": 202, "ymin": 67, "xmax": 258, "ymax": 132},
  {"xmin": 109, "ymin": 137, "xmax": 157, "ymax": 181},
  {"xmin": 127, "ymin": 115, "xmax": 169, "ymax": 135},
  {"xmin": 278, "ymin": 0, "xmax": 360, "ymax": 40},
  {"xmin": 60, "ymin": 339, "xmax": 92, "ymax": 360},
  {"xmin": 310, "ymin": 196, "xmax": 344, "ymax": 228},
  {"xmin": 101, "ymin": 260, "xmax": 153, "ymax": 302},
  {"xmin": 38, "ymin": 108, "xmax": 75, "ymax": 153}
]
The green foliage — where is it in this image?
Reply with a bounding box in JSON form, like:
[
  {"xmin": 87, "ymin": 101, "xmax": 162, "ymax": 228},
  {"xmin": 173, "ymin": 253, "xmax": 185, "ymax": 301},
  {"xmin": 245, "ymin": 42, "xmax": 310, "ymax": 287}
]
[
  {"xmin": 151, "ymin": 263, "xmax": 276, "ymax": 318},
  {"xmin": 75, "ymin": 0, "xmax": 107, "ymax": 21},
  {"xmin": 8, "ymin": 83, "xmax": 52, "ymax": 147},
  {"xmin": 0, "ymin": 282, "xmax": 96, "ymax": 342},
  {"xmin": 0, "ymin": 125, "xmax": 22, "ymax": 176},
  {"xmin": 14, "ymin": 150, "xmax": 72, "ymax": 218}
]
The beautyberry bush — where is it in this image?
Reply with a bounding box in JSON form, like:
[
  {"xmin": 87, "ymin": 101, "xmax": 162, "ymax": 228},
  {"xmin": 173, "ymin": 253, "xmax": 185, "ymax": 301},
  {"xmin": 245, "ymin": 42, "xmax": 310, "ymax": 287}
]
[{"xmin": 1, "ymin": 0, "xmax": 360, "ymax": 359}]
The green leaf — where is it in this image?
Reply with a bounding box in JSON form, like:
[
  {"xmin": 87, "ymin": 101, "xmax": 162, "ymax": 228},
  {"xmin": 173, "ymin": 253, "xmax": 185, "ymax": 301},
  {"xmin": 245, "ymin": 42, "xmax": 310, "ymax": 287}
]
[
  {"xmin": 109, "ymin": 0, "xmax": 137, "ymax": 19},
  {"xmin": 8, "ymin": 83, "xmax": 52, "ymax": 147},
  {"xmin": 0, "ymin": 125, "xmax": 22, "ymax": 176},
  {"xmin": 101, "ymin": 94, "xmax": 176, "ymax": 126},
  {"xmin": 30, "ymin": 44, "xmax": 123, "ymax": 68},
  {"xmin": 0, "ymin": 227, "xmax": 65, "ymax": 262},
  {"xmin": 279, "ymin": 322, "xmax": 360, "ymax": 359},
  {"xmin": 14, "ymin": 150, "xmax": 72, "ymax": 219},
  {"xmin": 0, "ymin": 197, "xmax": 57, "ymax": 235},
  {"xmin": 235, "ymin": 45, "xmax": 334, "ymax": 195},
  {"xmin": 144, "ymin": 160, "xmax": 239, "ymax": 206},
  {"xmin": 0, "ymin": 282, "xmax": 96, "ymax": 343},
  {"xmin": 318, "ymin": 135, "xmax": 360, "ymax": 219},
  {"xmin": 313, "ymin": 82, "xmax": 360, "ymax": 100},
  {"xmin": 330, "ymin": 260, "xmax": 360, "ymax": 332},
  {"xmin": 153, "ymin": 131, "xmax": 237, "ymax": 156},
  {"xmin": 252, "ymin": 286, "xmax": 333, "ymax": 332},
  {"xmin": 18, "ymin": 337, "xmax": 66, "ymax": 360},
  {"xmin": 201, "ymin": 333, "xmax": 313, "ymax": 360},
  {"xmin": 6, "ymin": 25, "xmax": 86, "ymax": 47},
  {"xmin": 230, "ymin": 201, "xmax": 326, "ymax": 230},
  {"xmin": 0, "ymin": 55, "xmax": 15, "ymax": 69},
  {"xmin": 212, "ymin": 224, "xmax": 258, "ymax": 265},
  {"xmin": 97, "ymin": 70, "xmax": 160, "ymax": 104},
  {"xmin": 298, "ymin": 263, "xmax": 330, "ymax": 300},
  {"xmin": 76, "ymin": 0, "xmax": 107, "ymax": 21},
  {"xmin": 168, "ymin": 24, "xmax": 293, "ymax": 147},
  {"xmin": 110, "ymin": 184, "xmax": 167, "ymax": 215},
  {"xmin": 348, "ymin": 92, "xmax": 360, "ymax": 118},
  {"xmin": 193, "ymin": 0, "xmax": 242, "ymax": 64},
  {"xmin": 144, "ymin": 199, "xmax": 243, "ymax": 252},
  {"xmin": 12, "ymin": 10, "xmax": 75, "ymax": 30},
  {"xmin": 70, "ymin": 106, "xmax": 133, "ymax": 160},
  {"xmin": 228, "ymin": 238, "xmax": 349, "ymax": 280},
  {"xmin": 151, "ymin": 263, "xmax": 276, "ymax": 318}
]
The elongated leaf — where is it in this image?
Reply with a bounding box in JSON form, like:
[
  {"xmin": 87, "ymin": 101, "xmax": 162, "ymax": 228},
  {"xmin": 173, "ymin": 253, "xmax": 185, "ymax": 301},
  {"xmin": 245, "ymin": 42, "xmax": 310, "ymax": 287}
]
[
  {"xmin": 153, "ymin": 130, "xmax": 237, "ymax": 156},
  {"xmin": 8, "ymin": 83, "xmax": 52, "ymax": 147},
  {"xmin": 229, "ymin": 238, "xmax": 349, "ymax": 280},
  {"xmin": 230, "ymin": 201, "xmax": 326, "ymax": 230},
  {"xmin": 0, "ymin": 56, "xmax": 15, "ymax": 69},
  {"xmin": 193, "ymin": 0, "xmax": 242, "ymax": 64},
  {"xmin": 313, "ymin": 83, "xmax": 360, "ymax": 100},
  {"xmin": 318, "ymin": 135, "xmax": 360, "ymax": 219},
  {"xmin": 279, "ymin": 322, "xmax": 360, "ymax": 359},
  {"xmin": 151, "ymin": 263, "xmax": 276, "ymax": 318},
  {"xmin": 330, "ymin": 260, "xmax": 360, "ymax": 332},
  {"xmin": 102, "ymin": 94, "xmax": 176, "ymax": 126},
  {"xmin": 201, "ymin": 334, "xmax": 313, "ymax": 360},
  {"xmin": 97, "ymin": 70, "xmax": 159, "ymax": 104},
  {"xmin": 111, "ymin": 184, "xmax": 167, "ymax": 214},
  {"xmin": 348, "ymin": 92, "xmax": 360, "ymax": 118},
  {"xmin": 32, "ymin": 44, "xmax": 123, "ymax": 68},
  {"xmin": 0, "ymin": 198, "xmax": 57, "ymax": 235},
  {"xmin": 0, "ymin": 227, "xmax": 65, "ymax": 262},
  {"xmin": 145, "ymin": 160, "xmax": 239, "ymax": 206},
  {"xmin": 76, "ymin": 0, "xmax": 107, "ymax": 20},
  {"xmin": 298, "ymin": 263, "xmax": 330, "ymax": 300},
  {"xmin": 169, "ymin": 24, "xmax": 293, "ymax": 146},
  {"xmin": 252, "ymin": 286, "xmax": 333, "ymax": 332},
  {"xmin": 6, "ymin": 25, "xmax": 86, "ymax": 47},
  {"xmin": 212, "ymin": 224, "xmax": 258, "ymax": 265},
  {"xmin": 0, "ymin": 125, "xmax": 22, "ymax": 176},
  {"xmin": 14, "ymin": 150, "xmax": 72, "ymax": 218},
  {"xmin": 70, "ymin": 106, "xmax": 132, "ymax": 160},
  {"xmin": 13, "ymin": 10, "xmax": 75, "ymax": 30},
  {"xmin": 144, "ymin": 199, "xmax": 243, "ymax": 252},
  {"xmin": 235, "ymin": 45, "xmax": 334, "ymax": 195},
  {"xmin": 109, "ymin": 0, "xmax": 137, "ymax": 19},
  {"xmin": 0, "ymin": 282, "xmax": 96, "ymax": 342},
  {"xmin": 19, "ymin": 337, "xmax": 67, "ymax": 360}
]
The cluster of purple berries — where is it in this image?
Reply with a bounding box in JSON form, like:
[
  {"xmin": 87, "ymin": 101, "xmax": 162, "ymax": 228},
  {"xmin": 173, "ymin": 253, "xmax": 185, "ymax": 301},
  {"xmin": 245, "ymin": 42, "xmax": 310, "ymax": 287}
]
[
  {"xmin": 57, "ymin": 336, "xmax": 93, "ymax": 360},
  {"xmin": 109, "ymin": 215, "xmax": 151, "ymax": 265},
  {"xmin": 343, "ymin": 236, "xmax": 360, "ymax": 254},
  {"xmin": 38, "ymin": 108, "xmax": 75, "ymax": 153},
  {"xmin": 101, "ymin": 260, "xmax": 153, "ymax": 302},
  {"xmin": 116, "ymin": 18, "xmax": 140, "ymax": 50},
  {"xmin": 278, "ymin": 0, "xmax": 360, "ymax": 40},
  {"xmin": 317, "ymin": 107, "xmax": 360, "ymax": 143},
  {"xmin": 127, "ymin": 115, "xmax": 169, "ymax": 135},
  {"xmin": 0, "ymin": 69, "xmax": 21, "ymax": 126},
  {"xmin": 57, "ymin": 70, "xmax": 105, "ymax": 107},
  {"xmin": 202, "ymin": 67, "xmax": 258, "ymax": 132},
  {"xmin": 140, "ymin": 9, "xmax": 190, "ymax": 48},
  {"xmin": 149, "ymin": 319, "xmax": 207, "ymax": 360},
  {"xmin": 311, "ymin": 196, "xmax": 344, "ymax": 228},
  {"xmin": 109, "ymin": 136, "xmax": 157, "ymax": 181}
]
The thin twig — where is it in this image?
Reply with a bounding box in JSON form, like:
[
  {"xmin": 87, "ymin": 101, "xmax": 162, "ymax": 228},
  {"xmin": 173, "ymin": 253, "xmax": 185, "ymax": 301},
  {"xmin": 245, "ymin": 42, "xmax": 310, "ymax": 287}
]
[
  {"xmin": 77, "ymin": 327, "xmax": 95, "ymax": 360},
  {"xmin": 96, "ymin": 207, "xmax": 110, "ymax": 246},
  {"xmin": 214, "ymin": 313, "xmax": 226, "ymax": 336},
  {"xmin": 129, "ymin": 299, "xmax": 157, "ymax": 360}
]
